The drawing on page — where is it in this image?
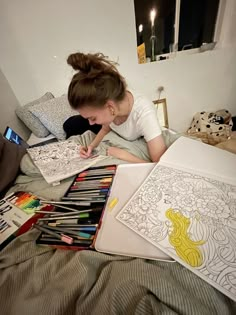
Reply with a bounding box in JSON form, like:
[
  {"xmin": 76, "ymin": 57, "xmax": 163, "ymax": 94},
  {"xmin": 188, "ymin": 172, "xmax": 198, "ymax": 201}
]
[
  {"xmin": 117, "ymin": 164, "xmax": 236, "ymax": 300},
  {"xmin": 27, "ymin": 140, "xmax": 107, "ymax": 183},
  {"xmin": 165, "ymin": 208, "xmax": 205, "ymax": 267}
]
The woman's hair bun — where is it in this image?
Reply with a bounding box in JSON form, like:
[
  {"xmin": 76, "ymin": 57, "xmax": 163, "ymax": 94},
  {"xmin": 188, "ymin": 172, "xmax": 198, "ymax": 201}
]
[{"xmin": 67, "ymin": 52, "xmax": 117, "ymax": 74}]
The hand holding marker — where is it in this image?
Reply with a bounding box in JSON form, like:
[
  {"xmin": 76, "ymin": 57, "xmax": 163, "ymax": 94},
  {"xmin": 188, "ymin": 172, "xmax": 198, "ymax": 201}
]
[{"xmin": 80, "ymin": 145, "xmax": 98, "ymax": 159}]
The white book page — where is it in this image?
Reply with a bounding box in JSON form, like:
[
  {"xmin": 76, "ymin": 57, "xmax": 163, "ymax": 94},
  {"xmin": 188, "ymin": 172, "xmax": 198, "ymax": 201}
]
[
  {"xmin": 160, "ymin": 136, "xmax": 236, "ymax": 186},
  {"xmin": 117, "ymin": 163, "xmax": 236, "ymax": 301},
  {"xmin": 27, "ymin": 140, "xmax": 107, "ymax": 184},
  {"xmin": 116, "ymin": 137, "xmax": 236, "ymax": 301}
]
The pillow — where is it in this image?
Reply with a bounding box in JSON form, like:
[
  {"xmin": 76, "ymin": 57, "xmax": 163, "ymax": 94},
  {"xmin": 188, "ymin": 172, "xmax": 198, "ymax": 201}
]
[
  {"xmin": 0, "ymin": 135, "xmax": 26, "ymax": 197},
  {"xmin": 29, "ymin": 95, "xmax": 78, "ymax": 140},
  {"xmin": 15, "ymin": 92, "xmax": 54, "ymax": 138}
]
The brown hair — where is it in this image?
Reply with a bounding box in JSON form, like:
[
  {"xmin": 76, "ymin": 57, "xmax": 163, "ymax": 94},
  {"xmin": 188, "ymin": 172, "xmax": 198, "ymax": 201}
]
[{"xmin": 67, "ymin": 52, "xmax": 127, "ymax": 109}]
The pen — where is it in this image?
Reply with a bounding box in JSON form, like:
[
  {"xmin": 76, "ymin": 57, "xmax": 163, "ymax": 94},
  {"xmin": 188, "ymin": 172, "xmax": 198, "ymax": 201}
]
[
  {"xmin": 50, "ymin": 208, "xmax": 103, "ymax": 217},
  {"xmin": 44, "ymin": 217, "xmax": 100, "ymax": 224},
  {"xmin": 52, "ymin": 226, "xmax": 98, "ymax": 232},
  {"xmin": 35, "ymin": 210, "xmax": 68, "ymax": 215},
  {"xmin": 33, "ymin": 223, "xmax": 73, "ymax": 244},
  {"xmin": 48, "ymin": 223, "xmax": 98, "ymax": 228},
  {"xmin": 41, "ymin": 200, "xmax": 91, "ymax": 206},
  {"xmin": 61, "ymin": 197, "xmax": 106, "ymax": 203},
  {"xmin": 69, "ymin": 188, "xmax": 109, "ymax": 192},
  {"xmin": 39, "ymin": 237, "xmax": 92, "ymax": 246},
  {"xmin": 67, "ymin": 191, "xmax": 107, "ymax": 196},
  {"xmin": 38, "ymin": 213, "xmax": 91, "ymax": 221},
  {"xmin": 44, "ymin": 225, "xmax": 93, "ymax": 239},
  {"xmin": 76, "ymin": 176, "xmax": 113, "ymax": 181}
]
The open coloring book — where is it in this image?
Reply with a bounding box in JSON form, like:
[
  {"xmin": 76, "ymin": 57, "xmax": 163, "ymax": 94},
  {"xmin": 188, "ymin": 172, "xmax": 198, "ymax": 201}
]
[
  {"xmin": 27, "ymin": 140, "xmax": 107, "ymax": 184},
  {"xmin": 116, "ymin": 137, "xmax": 236, "ymax": 302}
]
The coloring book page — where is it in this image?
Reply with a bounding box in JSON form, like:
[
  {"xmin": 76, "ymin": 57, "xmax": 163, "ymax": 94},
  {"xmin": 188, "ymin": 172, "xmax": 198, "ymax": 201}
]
[
  {"xmin": 27, "ymin": 140, "xmax": 107, "ymax": 184},
  {"xmin": 117, "ymin": 164, "xmax": 236, "ymax": 301}
]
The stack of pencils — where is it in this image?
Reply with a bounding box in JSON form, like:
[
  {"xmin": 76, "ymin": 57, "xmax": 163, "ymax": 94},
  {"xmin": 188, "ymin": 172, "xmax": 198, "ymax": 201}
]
[{"xmin": 35, "ymin": 165, "xmax": 116, "ymax": 250}]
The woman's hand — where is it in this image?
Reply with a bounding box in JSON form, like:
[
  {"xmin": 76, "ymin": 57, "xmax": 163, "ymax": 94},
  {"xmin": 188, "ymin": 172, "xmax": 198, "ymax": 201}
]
[
  {"xmin": 80, "ymin": 125, "xmax": 111, "ymax": 159},
  {"xmin": 80, "ymin": 145, "xmax": 94, "ymax": 158}
]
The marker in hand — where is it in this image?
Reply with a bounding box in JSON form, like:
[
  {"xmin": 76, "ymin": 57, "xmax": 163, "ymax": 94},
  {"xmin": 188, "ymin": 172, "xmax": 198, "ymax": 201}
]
[{"xmin": 80, "ymin": 145, "xmax": 97, "ymax": 159}]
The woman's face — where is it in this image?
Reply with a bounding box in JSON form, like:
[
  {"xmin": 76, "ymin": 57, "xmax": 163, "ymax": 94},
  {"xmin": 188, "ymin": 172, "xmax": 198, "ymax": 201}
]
[{"xmin": 79, "ymin": 104, "xmax": 114, "ymax": 126}]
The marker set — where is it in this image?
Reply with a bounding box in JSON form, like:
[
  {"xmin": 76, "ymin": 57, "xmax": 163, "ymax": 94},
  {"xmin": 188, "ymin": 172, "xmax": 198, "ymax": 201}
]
[{"xmin": 36, "ymin": 165, "xmax": 116, "ymax": 250}]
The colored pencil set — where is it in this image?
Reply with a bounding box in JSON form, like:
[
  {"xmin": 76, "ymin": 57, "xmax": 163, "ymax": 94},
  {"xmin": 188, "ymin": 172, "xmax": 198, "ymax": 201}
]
[{"xmin": 36, "ymin": 165, "xmax": 116, "ymax": 250}]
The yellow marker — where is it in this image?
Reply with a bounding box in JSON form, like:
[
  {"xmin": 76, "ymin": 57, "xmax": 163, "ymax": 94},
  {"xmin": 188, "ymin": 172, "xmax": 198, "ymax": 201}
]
[
  {"xmin": 108, "ymin": 197, "xmax": 118, "ymax": 211},
  {"xmin": 166, "ymin": 208, "xmax": 205, "ymax": 267}
]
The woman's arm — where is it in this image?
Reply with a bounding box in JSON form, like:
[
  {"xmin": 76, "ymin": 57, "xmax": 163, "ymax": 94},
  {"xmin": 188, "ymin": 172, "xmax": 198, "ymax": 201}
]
[
  {"xmin": 90, "ymin": 124, "xmax": 111, "ymax": 149},
  {"xmin": 147, "ymin": 134, "xmax": 166, "ymax": 162},
  {"xmin": 107, "ymin": 147, "xmax": 148, "ymax": 163},
  {"xmin": 107, "ymin": 134, "xmax": 166, "ymax": 163}
]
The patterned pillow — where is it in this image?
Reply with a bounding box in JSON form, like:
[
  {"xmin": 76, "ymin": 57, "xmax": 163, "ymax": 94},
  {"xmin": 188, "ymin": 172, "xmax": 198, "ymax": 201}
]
[
  {"xmin": 15, "ymin": 92, "xmax": 54, "ymax": 137},
  {"xmin": 29, "ymin": 95, "xmax": 78, "ymax": 140}
]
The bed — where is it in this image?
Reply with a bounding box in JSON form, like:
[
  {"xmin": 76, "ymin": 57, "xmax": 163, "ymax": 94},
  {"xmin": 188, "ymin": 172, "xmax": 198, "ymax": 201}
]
[{"xmin": 0, "ymin": 93, "xmax": 235, "ymax": 315}]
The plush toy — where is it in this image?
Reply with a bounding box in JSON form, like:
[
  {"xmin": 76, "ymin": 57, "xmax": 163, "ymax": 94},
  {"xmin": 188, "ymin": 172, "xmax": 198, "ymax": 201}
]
[{"xmin": 187, "ymin": 109, "xmax": 233, "ymax": 145}]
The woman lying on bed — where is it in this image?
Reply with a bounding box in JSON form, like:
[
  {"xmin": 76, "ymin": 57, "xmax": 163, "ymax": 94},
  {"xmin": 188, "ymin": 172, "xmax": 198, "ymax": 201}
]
[{"xmin": 66, "ymin": 52, "xmax": 166, "ymax": 163}]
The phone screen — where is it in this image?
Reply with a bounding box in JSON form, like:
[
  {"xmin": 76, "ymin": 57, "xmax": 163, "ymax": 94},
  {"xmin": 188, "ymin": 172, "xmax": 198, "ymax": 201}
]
[{"xmin": 3, "ymin": 127, "xmax": 28, "ymax": 148}]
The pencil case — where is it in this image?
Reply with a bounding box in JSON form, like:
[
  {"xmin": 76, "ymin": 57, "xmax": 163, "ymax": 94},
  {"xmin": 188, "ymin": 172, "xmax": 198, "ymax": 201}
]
[{"xmin": 36, "ymin": 165, "xmax": 117, "ymax": 250}]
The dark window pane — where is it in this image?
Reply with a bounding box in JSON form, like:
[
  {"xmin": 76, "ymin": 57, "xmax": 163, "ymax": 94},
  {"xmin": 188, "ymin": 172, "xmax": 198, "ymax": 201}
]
[
  {"xmin": 178, "ymin": 0, "xmax": 219, "ymax": 51},
  {"xmin": 134, "ymin": 0, "xmax": 176, "ymax": 59}
]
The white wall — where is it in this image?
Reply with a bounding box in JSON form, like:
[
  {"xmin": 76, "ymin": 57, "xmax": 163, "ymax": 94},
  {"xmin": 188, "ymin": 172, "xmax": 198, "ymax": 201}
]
[
  {"xmin": 0, "ymin": 68, "xmax": 30, "ymax": 139},
  {"xmin": 0, "ymin": 0, "xmax": 236, "ymax": 132}
]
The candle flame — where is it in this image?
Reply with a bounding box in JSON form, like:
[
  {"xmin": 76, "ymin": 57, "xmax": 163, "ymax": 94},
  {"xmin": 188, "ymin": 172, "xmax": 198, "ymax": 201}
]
[{"xmin": 150, "ymin": 9, "xmax": 156, "ymax": 27}]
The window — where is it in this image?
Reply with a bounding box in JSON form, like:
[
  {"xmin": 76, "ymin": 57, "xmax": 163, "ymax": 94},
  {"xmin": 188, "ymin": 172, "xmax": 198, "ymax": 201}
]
[{"xmin": 134, "ymin": 0, "xmax": 222, "ymax": 63}]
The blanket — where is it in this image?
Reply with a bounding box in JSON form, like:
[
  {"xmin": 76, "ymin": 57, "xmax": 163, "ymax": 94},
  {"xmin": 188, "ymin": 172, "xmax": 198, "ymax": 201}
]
[
  {"xmin": 0, "ymin": 230, "xmax": 235, "ymax": 315},
  {"xmin": 3, "ymin": 130, "xmax": 233, "ymax": 314}
]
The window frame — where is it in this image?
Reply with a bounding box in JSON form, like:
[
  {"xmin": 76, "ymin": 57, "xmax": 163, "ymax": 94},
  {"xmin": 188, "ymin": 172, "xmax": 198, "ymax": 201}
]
[
  {"xmin": 160, "ymin": 0, "xmax": 226, "ymax": 59},
  {"xmin": 172, "ymin": 0, "xmax": 226, "ymax": 56}
]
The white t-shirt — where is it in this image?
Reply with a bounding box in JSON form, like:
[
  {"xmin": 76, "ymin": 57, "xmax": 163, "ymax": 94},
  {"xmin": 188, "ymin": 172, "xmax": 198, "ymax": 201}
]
[{"xmin": 110, "ymin": 91, "xmax": 162, "ymax": 142}]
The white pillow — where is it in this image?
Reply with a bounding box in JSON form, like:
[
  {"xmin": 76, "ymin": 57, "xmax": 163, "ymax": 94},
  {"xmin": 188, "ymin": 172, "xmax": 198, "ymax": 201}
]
[
  {"xmin": 29, "ymin": 95, "xmax": 78, "ymax": 140},
  {"xmin": 15, "ymin": 92, "xmax": 54, "ymax": 137}
]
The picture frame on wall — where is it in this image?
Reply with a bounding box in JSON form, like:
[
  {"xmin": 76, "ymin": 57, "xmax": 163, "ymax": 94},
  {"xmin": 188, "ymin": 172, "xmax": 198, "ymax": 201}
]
[{"xmin": 153, "ymin": 98, "xmax": 169, "ymax": 129}]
